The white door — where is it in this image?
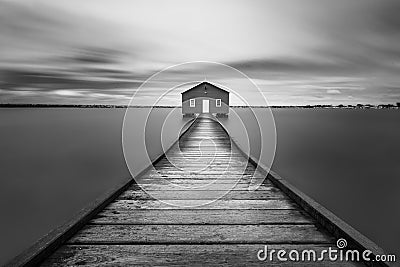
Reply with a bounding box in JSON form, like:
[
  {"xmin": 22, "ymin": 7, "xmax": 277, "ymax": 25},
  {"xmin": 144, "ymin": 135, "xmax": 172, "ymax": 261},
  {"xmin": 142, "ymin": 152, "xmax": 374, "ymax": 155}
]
[{"xmin": 202, "ymin": 99, "xmax": 209, "ymax": 113}]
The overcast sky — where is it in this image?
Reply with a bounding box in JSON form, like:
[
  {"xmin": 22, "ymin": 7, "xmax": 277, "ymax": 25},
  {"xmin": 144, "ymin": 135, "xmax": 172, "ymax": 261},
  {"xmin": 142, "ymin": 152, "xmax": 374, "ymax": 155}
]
[{"xmin": 1, "ymin": 0, "xmax": 400, "ymax": 105}]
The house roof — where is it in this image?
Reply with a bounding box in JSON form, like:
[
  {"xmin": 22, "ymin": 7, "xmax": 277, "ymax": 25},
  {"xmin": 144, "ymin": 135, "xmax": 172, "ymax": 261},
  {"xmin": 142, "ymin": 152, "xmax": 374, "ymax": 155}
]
[{"xmin": 181, "ymin": 81, "xmax": 229, "ymax": 94}]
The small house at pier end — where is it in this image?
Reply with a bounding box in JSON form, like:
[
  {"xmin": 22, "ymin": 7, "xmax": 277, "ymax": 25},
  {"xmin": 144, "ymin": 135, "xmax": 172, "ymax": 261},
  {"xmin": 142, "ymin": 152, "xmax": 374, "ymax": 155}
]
[{"xmin": 181, "ymin": 82, "xmax": 229, "ymax": 116}]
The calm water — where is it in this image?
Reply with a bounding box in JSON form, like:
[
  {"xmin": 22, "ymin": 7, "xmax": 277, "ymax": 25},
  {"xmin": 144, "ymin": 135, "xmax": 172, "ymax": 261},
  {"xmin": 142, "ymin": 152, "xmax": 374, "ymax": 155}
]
[{"xmin": 0, "ymin": 108, "xmax": 399, "ymax": 264}]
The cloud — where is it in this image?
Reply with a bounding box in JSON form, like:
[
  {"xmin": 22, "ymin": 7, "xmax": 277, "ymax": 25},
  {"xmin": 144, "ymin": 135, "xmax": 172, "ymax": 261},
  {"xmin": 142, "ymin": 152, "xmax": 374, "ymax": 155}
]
[
  {"xmin": 225, "ymin": 57, "xmax": 359, "ymax": 76},
  {"xmin": 69, "ymin": 47, "xmax": 123, "ymax": 65},
  {"xmin": 0, "ymin": 68, "xmax": 143, "ymax": 88},
  {"xmin": 327, "ymin": 89, "xmax": 341, "ymax": 95}
]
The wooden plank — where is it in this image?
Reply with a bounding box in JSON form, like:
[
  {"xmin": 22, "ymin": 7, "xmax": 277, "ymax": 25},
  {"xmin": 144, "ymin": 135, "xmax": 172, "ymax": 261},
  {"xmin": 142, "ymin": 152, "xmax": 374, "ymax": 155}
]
[
  {"xmin": 151, "ymin": 164, "xmax": 256, "ymax": 170},
  {"xmin": 163, "ymin": 156, "xmax": 248, "ymax": 160},
  {"xmin": 136, "ymin": 173, "xmax": 266, "ymax": 179},
  {"xmin": 153, "ymin": 165, "xmax": 250, "ymax": 169},
  {"xmin": 127, "ymin": 180, "xmax": 274, "ymax": 189},
  {"xmin": 67, "ymin": 225, "xmax": 333, "ymax": 244},
  {"xmin": 149, "ymin": 170, "xmax": 257, "ymax": 175},
  {"xmin": 154, "ymin": 163, "xmax": 249, "ymax": 168},
  {"xmin": 175, "ymin": 147, "xmax": 233, "ymax": 150},
  {"xmin": 131, "ymin": 182, "xmax": 276, "ymax": 191},
  {"xmin": 178, "ymin": 142, "xmax": 232, "ymax": 145},
  {"xmin": 167, "ymin": 150, "xmax": 243, "ymax": 153},
  {"xmin": 164, "ymin": 156, "xmax": 250, "ymax": 160},
  {"xmin": 136, "ymin": 178, "xmax": 266, "ymax": 185},
  {"xmin": 92, "ymin": 209, "xmax": 314, "ymax": 225},
  {"xmin": 157, "ymin": 158, "xmax": 249, "ymax": 163},
  {"xmin": 181, "ymin": 137, "xmax": 230, "ymax": 140},
  {"xmin": 187, "ymin": 147, "xmax": 236, "ymax": 151},
  {"xmin": 118, "ymin": 188, "xmax": 287, "ymax": 200},
  {"xmin": 151, "ymin": 169, "xmax": 257, "ymax": 174},
  {"xmin": 137, "ymin": 179, "xmax": 265, "ymax": 185},
  {"xmin": 41, "ymin": 244, "xmax": 364, "ymax": 267},
  {"xmin": 144, "ymin": 169, "xmax": 262, "ymax": 176},
  {"xmin": 154, "ymin": 161, "xmax": 253, "ymax": 165},
  {"xmin": 106, "ymin": 199, "xmax": 297, "ymax": 210}
]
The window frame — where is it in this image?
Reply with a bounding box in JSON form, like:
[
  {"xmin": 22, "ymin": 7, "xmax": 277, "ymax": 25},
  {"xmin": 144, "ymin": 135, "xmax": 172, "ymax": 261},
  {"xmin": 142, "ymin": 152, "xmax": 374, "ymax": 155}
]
[
  {"xmin": 216, "ymin": 99, "xmax": 222, "ymax": 107},
  {"xmin": 190, "ymin": 99, "xmax": 196, "ymax": 107}
]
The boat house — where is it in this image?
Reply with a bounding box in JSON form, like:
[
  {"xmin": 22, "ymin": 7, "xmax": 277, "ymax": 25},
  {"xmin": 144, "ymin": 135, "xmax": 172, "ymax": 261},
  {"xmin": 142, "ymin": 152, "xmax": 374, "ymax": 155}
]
[{"xmin": 181, "ymin": 82, "xmax": 229, "ymax": 116}]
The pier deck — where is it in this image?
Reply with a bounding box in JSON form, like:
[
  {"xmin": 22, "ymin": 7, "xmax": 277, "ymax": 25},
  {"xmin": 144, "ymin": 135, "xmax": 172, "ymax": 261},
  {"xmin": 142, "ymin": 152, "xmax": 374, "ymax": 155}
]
[{"xmin": 9, "ymin": 116, "xmax": 387, "ymax": 266}]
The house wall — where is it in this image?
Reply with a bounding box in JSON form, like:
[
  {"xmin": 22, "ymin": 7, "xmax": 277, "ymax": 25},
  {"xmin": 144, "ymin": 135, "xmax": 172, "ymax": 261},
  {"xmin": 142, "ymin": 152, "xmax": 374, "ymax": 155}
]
[
  {"xmin": 182, "ymin": 98, "xmax": 202, "ymax": 114},
  {"xmin": 182, "ymin": 83, "xmax": 229, "ymax": 114}
]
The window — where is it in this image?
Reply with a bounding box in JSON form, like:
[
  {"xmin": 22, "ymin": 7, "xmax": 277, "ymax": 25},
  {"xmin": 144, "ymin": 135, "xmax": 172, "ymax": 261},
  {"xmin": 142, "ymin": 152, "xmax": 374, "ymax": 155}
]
[
  {"xmin": 216, "ymin": 99, "xmax": 222, "ymax": 107},
  {"xmin": 190, "ymin": 99, "xmax": 195, "ymax": 107}
]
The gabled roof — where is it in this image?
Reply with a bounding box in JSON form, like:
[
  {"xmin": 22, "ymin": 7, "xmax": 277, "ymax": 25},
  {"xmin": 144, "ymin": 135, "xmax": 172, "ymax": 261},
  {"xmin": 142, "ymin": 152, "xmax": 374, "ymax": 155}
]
[{"xmin": 181, "ymin": 81, "xmax": 229, "ymax": 94}]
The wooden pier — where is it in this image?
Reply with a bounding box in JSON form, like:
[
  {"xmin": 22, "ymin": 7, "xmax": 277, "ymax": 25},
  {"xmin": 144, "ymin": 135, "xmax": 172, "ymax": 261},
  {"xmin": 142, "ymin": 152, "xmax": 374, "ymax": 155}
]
[{"xmin": 8, "ymin": 116, "xmax": 389, "ymax": 266}]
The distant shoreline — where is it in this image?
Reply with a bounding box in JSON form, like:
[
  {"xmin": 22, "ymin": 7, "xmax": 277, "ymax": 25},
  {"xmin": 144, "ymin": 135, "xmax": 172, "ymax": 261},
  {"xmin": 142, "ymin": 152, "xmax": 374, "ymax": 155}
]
[{"xmin": 0, "ymin": 104, "xmax": 399, "ymax": 109}]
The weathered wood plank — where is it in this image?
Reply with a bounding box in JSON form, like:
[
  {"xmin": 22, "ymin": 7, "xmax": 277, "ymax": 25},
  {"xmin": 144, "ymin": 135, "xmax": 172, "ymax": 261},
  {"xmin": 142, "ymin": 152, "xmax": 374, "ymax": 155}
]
[
  {"xmin": 136, "ymin": 178, "xmax": 266, "ymax": 186},
  {"xmin": 106, "ymin": 199, "xmax": 297, "ymax": 210},
  {"xmin": 177, "ymin": 143, "xmax": 233, "ymax": 147},
  {"xmin": 118, "ymin": 188, "xmax": 286, "ymax": 200},
  {"xmin": 144, "ymin": 169, "xmax": 263, "ymax": 176},
  {"xmin": 154, "ymin": 162, "xmax": 255, "ymax": 167},
  {"xmin": 127, "ymin": 180, "xmax": 272, "ymax": 188},
  {"xmin": 179, "ymin": 138, "xmax": 227, "ymax": 140},
  {"xmin": 157, "ymin": 158, "xmax": 249, "ymax": 164},
  {"xmin": 131, "ymin": 182, "xmax": 277, "ymax": 191},
  {"xmin": 175, "ymin": 146, "xmax": 233, "ymax": 150},
  {"xmin": 136, "ymin": 173, "xmax": 266, "ymax": 179},
  {"xmin": 92, "ymin": 209, "xmax": 314, "ymax": 225},
  {"xmin": 68, "ymin": 225, "xmax": 333, "ymax": 244},
  {"xmin": 164, "ymin": 156, "xmax": 246, "ymax": 160},
  {"xmin": 41, "ymin": 244, "xmax": 363, "ymax": 267},
  {"xmin": 141, "ymin": 170, "xmax": 261, "ymax": 177},
  {"xmin": 148, "ymin": 165, "xmax": 258, "ymax": 171}
]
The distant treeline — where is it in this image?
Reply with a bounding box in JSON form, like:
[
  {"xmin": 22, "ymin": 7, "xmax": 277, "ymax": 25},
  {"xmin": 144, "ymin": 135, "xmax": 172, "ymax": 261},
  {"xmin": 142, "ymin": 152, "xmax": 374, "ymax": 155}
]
[
  {"xmin": 1, "ymin": 103, "xmax": 399, "ymax": 109},
  {"xmin": 238, "ymin": 103, "xmax": 400, "ymax": 109},
  {"xmin": 0, "ymin": 104, "xmax": 177, "ymax": 108}
]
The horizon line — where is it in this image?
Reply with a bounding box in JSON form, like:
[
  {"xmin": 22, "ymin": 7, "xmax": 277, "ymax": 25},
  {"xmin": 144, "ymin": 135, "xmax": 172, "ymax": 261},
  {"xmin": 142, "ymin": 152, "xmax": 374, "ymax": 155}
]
[{"xmin": 0, "ymin": 103, "xmax": 399, "ymax": 109}]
